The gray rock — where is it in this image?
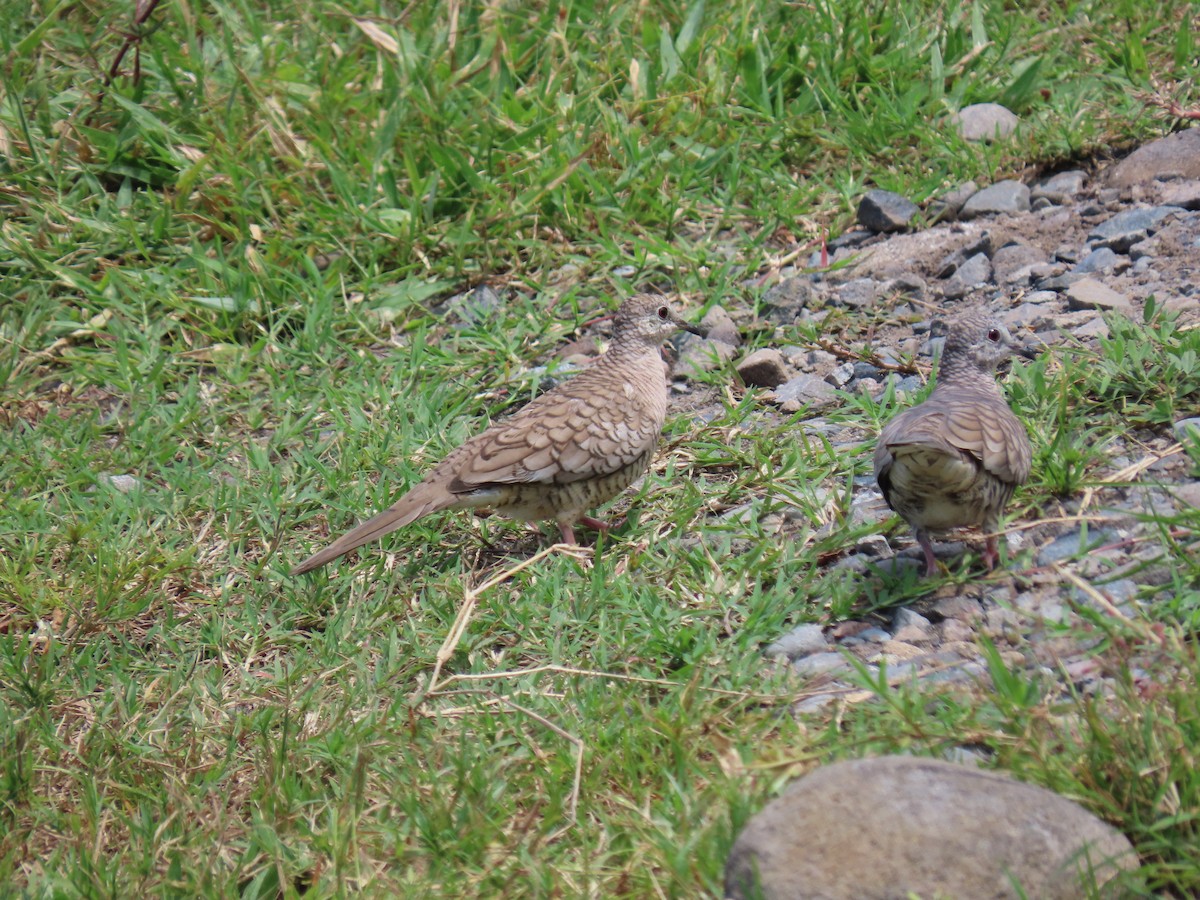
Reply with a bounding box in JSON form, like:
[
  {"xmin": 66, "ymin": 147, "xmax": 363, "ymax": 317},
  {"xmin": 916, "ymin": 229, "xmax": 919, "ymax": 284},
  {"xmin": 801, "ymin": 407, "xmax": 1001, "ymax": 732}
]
[
  {"xmin": 772, "ymin": 375, "xmax": 840, "ymax": 411},
  {"xmin": 1170, "ymin": 481, "xmax": 1200, "ymax": 508},
  {"xmin": 1004, "ymin": 302, "xmax": 1053, "ymax": 328},
  {"xmin": 808, "ymin": 243, "xmax": 863, "ymax": 269},
  {"xmin": 793, "ymin": 693, "xmax": 841, "ymax": 714},
  {"xmin": 791, "ymin": 651, "xmax": 849, "ymax": 677},
  {"xmin": 1072, "ymin": 317, "xmax": 1110, "ymax": 339},
  {"xmin": 928, "ymin": 180, "xmax": 980, "ymax": 222},
  {"xmin": 826, "ymin": 229, "xmax": 873, "ymax": 252},
  {"xmin": 1054, "ymin": 244, "xmax": 1083, "ymax": 263},
  {"xmin": 97, "ymin": 473, "xmax": 142, "ymax": 493},
  {"xmin": 1065, "ymin": 278, "xmax": 1132, "ymax": 313},
  {"xmin": 951, "ymin": 103, "xmax": 1020, "ymax": 142},
  {"xmin": 934, "ymin": 595, "xmax": 985, "ymax": 622},
  {"xmin": 922, "ymin": 662, "xmax": 988, "ymax": 685},
  {"xmin": 1024, "ymin": 290, "xmax": 1060, "ymax": 305},
  {"xmin": 1128, "ymin": 239, "xmax": 1157, "ymax": 260},
  {"xmin": 920, "ymin": 333, "xmax": 945, "ymax": 359},
  {"xmin": 1077, "ymin": 578, "xmax": 1140, "ymax": 612},
  {"xmin": 1038, "ymin": 528, "xmax": 1116, "ymax": 566},
  {"xmin": 991, "ymin": 241, "xmax": 1047, "ymax": 283},
  {"xmin": 876, "ymin": 345, "xmax": 906, "ymax": 368},
  {"xmin": 1030, "ymin": 264, "xmax": 1071, "ymax": 287},
  {"xmin": 1032, "ymin": 170, "xmax": 1087, "ymax": 204},
  {"xmin": 1037, "ymin": 270, "xmax": 1088, "ymax": 292},
  {"xmin": 826, "ymin": 361, "xmax": 855, "ymax": 387},
  {"xmin": 1074, "ymin": 247, "xmax": 1122, "ymax": 274},
  {"xmin": 1174, "ymin": 416, "xmax": 1200, "ymax": 442},
  {"xmin": 834, "ymin": 278, "xmax": 885, "ymax": 309},
  {"xmin": 1088, "ymin": 206, "xmax": 1183, "ymax": 252},
  {"xmin": 852, "ymin": 361, "xmax": 883, "ymax": 381},
  {"xmin": 737, "ymin": 348, "xmax": 790, "ymax": 388},
  {"xmin": 960, "ymin": 180, "xmax": 1032, "ymax": 219},
  {"xmin": 983, "ymin": 605, "xmax": 1023, "ymax": 638},
  {"xmin": 765, "ymin": 623, "xmax": 829, "ymax": 660},
  {"xmin": 878, "ymin": 657, "xmax": 923, "ymax": 678},
  {"xmin": 778, "ymin": 345, "xmax": 809, "ymax": 364},
  {"xmin": 1030, "ymin": 263, "xmax": 1072, "ymax": 284},
  {"xmin": 763, "ymin": 277, "xmax": 822, "ymax": 323},
  {"xmin": 1157, "ymin": 178, "xmax": 1200, "ymax": 210},
  {"xmin": 892, "ymin": 607, "xmax": 932, "ymax": 632},
  {"xmin": 942, "ymin": 252, "xmax": 993, "ymax": 298},
  {"xmin": 1001, "ymin": 264, "xmax": 1043, "ymax": 288},
  {"xmin": 867, "ymin": 555, "xmax": 925, "ymax": 577},
  {"xmin": 936, "ymin": 233, "xmax": 995, "ymax": 277},
  {"xmin": 726, "ymin": 756, "xmax": 1138, "ymax": 900},
  {"xmin": 892, "ymin": 608, "xmax": 934, "ymax": 643},
  {"xmin": 940, "ymin": 618, "xmax": 977, "ymax": 643},
  {"xmin": 854, "ymin": 627, "xmax": 893, "ymax": 643},
  {"xmin": 700, "ymin": 305, "xmax": 742, "ymax": 346},
  {"xmin": 676, "ymin": 333, "xmax": 736, "ymax": 377},
  {"xmin": 525, "ymin": 359, "xmax": 585, "ymax": 391},
  {"xmin": 790, "ymin": 347, "xmax": 837, "ymax": 376},
  {"xmin": 763, "ymin": 278, "xmax": 820, "ymax": 316},
  {"xmin": 1105, "ymin": 127, "xmax": 1200, "ymax": 187},
  {"xmin": 887, "ymin": 272, "xmax": 928, "ymax": 300},
  {"xmin": 442, "ymin": 283, "xmax": 503, "ymax": 324},
  {"xmin": 858, "ymin": 189, "xmax": 920, "ymax": 232}
]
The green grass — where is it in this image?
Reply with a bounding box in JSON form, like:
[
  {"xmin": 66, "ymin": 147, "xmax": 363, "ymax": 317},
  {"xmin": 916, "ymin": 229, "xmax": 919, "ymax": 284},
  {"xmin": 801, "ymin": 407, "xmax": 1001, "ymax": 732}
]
[{"xmin": 2, "ymin": 0, "xmax": 1200, "ymax": 895}]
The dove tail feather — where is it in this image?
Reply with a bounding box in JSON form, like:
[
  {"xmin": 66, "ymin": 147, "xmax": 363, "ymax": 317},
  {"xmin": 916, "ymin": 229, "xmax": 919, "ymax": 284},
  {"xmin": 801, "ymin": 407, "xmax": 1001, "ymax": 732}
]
[{"xmin": 290, "ymin": 484, "xmax": 455, "ymax": 575}]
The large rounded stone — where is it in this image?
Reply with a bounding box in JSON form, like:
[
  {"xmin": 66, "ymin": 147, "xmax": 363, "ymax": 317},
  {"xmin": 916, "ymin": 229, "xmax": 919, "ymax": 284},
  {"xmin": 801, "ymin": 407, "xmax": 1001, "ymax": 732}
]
[
  {"xmin": 950, "ymin": 103, "xmax": 1019, "ymax": 142},
  {"xmin": 959, "ymin": 180, "xmax": 1031, "ymax": 219},
  {"xmin": 1105, "ymin": 128, "xmax": 1200, "ymax": 187},
  {"xmin": 737, "ymin": 348, "xmax": 791, "ymax": 389},
  {"xmin": 725, "ymin": 756, "xmax": 1137, "ymax": 899},
  {"xmin": 858, "ymin": 189, "xmax": 920, "ymax": 233}
]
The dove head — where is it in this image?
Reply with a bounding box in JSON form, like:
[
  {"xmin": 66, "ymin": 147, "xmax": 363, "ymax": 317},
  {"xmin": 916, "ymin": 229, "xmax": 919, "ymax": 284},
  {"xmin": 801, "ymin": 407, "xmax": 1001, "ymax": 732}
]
[
  {"xmin": 941, "ymin": 312, "xmax": 1026, "ymax": 378},
  {"xmin": 613, "ymin": 295, "xmax": 707, "ymax": 346}
]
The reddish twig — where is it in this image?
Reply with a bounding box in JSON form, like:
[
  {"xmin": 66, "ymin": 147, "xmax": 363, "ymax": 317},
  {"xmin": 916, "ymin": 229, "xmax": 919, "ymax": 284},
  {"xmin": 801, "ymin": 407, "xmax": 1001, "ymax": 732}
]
[
  {"xmin": 1136, "ymin": 77, "xmax": 1200, "ymax": 122},
  {"xmin": 812, "ymin": 338, "xmax": 923, "ymax": 375},
  {"xmin": 90, "ymin": 0, "xmax": 163, "ymax": 115}
]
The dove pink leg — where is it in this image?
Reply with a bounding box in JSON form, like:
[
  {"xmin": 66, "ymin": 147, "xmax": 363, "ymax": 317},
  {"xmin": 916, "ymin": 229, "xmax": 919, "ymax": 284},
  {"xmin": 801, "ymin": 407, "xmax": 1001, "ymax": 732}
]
[
  {"xmin": 579, "ymin": 514, "xmax": 626, "ymax": 533},
  {"xmin": 916, "ymin": 530, "xmax": 939, "ymax": 578},
  {"xmin": 558, "ymin": 515, "xmax": 625, "ymax": 545},
  {"xmin": 983, "ymin": 535, "xmax": 1000, "ymax": 572}
]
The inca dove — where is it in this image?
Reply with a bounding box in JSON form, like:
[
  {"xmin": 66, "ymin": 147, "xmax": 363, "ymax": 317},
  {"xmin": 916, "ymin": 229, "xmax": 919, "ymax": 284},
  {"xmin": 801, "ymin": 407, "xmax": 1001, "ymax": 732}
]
[
  {"xmin": 291, "ymin": 295, "xmax": 706, "ymax": 575},
  {"xmin": 873, "ymin": 313, "xmax": 1033, "ymax": 577}
]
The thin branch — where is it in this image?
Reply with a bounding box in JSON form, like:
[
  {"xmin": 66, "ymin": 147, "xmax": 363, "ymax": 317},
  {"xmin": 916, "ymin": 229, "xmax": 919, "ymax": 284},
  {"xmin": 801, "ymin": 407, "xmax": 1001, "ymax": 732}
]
[
  {"xmin": 430, "ymin": 663, "xmax": 780, "ymax": 700},
  {"xmin": 1055, "ymin": 564, "xmax": 1165, "ymax": 647},
  {"xmin": 420, "ymin": 543, "xmax": 592, "ymax": 699},
  {"xmin": 89, "ymin": 0, "xmax": 164, "ymax": 121},
  {"xmin": 812, "ymin": 337, "xmax": 924, "ymax": 375}
]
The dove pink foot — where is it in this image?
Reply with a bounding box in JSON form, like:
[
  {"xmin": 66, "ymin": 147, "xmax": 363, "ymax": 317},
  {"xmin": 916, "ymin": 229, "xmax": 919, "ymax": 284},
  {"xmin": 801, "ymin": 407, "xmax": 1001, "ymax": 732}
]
[
  {"xmin": 983, "ymin": 534, "xmax": 1000, "ymax": 572},
  {"xmin": 917, "ymin": 532, "xmax": 940, "ymax": 578}
]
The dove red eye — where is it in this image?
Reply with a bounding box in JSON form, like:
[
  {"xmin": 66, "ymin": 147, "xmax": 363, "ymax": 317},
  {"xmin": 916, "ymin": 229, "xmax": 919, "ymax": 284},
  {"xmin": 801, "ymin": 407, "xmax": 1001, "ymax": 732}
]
[
  {"xmin": 987, "ymin": 328, "xmax": 1001, "ymax": 342},
  {"xmin": 657, "ymin": 306, "xmax": 670, "ymax": 319}
]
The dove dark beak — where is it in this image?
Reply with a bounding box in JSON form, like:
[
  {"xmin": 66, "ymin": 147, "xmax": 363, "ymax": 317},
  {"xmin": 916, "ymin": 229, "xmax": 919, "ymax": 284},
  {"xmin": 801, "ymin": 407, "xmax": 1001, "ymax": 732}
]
[{"xmin": 1015, "ymin": 336, "xmax": 1043, "ymax": 360}]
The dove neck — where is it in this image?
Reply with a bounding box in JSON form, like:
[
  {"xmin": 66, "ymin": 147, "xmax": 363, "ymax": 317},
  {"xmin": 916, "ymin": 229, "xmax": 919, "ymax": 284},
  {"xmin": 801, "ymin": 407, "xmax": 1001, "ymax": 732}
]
[
  {"xmin": 936, "ymin": 349, "xmax": 1000, "ymax": 390},
  {"xmin": 604, "ymin": 335, "xmax": 662, "ymax": 363}
]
